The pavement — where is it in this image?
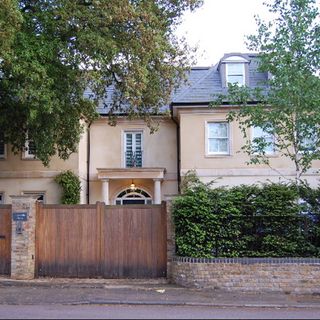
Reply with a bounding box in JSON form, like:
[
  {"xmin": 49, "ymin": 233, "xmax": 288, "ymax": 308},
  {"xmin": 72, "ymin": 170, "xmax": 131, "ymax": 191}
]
[{"xmin": 0, "ymin": 276, "xmax": 320, "ymax": 309}]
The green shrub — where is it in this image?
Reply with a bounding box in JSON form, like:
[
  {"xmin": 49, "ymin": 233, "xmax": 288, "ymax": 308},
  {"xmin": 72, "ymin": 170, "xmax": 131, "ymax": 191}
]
[
  {"xmin": 55, "ymin": 170, "xmax": 81, "ymax": 204},
  {"xmin": 173, "ymin": 174, "xmax": 320, "ymax": 258}
]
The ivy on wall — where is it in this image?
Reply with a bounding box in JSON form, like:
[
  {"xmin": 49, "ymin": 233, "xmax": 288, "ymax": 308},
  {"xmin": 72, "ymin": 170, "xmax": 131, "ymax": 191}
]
[{"xmin": 55, "ymin": 170, "xmax": 81, "ymax": 204}]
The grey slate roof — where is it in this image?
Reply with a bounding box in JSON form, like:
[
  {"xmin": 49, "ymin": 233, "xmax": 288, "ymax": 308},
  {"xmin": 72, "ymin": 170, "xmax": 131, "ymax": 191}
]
[
  {"xmin": 171, "ymin": 53, "xmax": 269, "ymax": 104},
  {"xmin": 89, "ymin": 53, "xmax": 269, "ymax": 114}
]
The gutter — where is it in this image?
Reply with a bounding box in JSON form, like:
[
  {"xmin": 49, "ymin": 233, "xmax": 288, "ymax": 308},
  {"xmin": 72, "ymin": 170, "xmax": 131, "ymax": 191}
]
[
  {"xmin": 170, "ymin": 104, "xmax": 181, "ymax": 193},
  {"xmin": 86, "ymin": 122, "xmax": 92, "ymax": 204}
]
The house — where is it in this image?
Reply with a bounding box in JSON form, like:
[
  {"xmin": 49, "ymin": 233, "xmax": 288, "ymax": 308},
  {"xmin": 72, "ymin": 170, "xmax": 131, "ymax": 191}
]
[{"xmin": 0, "ymin": 53, "xmax": 319, "ymax": 204}]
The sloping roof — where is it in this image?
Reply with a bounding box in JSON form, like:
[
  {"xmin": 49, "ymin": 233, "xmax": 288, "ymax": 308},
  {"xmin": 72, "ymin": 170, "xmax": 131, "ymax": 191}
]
[
  {"xmin": 171, "ymin": 53, "xmax": 268, "ymax": 105},
  {"xmin": 90, "ymin": 53, "xmax": 269, "ymax": 114}
]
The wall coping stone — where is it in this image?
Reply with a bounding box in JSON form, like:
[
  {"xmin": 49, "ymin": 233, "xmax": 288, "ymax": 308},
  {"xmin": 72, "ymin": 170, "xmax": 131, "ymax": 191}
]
[{"xmin": 173, "ymin": 256, "xmax": 320, "ymax": 264}]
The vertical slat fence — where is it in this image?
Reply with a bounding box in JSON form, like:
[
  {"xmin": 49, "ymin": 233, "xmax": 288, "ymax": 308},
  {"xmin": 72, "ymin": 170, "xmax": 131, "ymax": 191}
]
[
  {"xmin": 36, "ymin": 202, "xmax": 167, "ymax": 278},
  {"xmin": 0, "ymin": 205, "xmax": 12, "ymax": 275}
]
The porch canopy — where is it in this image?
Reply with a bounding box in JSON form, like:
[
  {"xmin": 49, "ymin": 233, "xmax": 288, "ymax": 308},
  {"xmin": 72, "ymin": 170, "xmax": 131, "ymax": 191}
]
[{"xmin": 97, "ymin": 168, "xmax": 166, "ymax": 205}]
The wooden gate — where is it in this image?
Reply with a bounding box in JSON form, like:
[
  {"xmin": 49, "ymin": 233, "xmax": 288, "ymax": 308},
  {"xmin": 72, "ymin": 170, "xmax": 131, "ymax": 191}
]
[
  {"xmin": 36, "ymin": 203, "xmax": 167, "ymax": 278},
  {"xmin": 0, "ymin": 205, "xmax": 12, "ymax": 275}
]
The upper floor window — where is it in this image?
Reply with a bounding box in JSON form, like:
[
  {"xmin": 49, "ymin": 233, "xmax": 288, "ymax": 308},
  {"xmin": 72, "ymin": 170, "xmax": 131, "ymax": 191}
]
[
  {"xmin": 226, "ymin": 63, "xmax": 245, "ymax": 86},
  {"xmin": 207, "ymin": 122, "xmax": 230, "ymax": 155},
  {"xmin": 23, "ymin": 139, "xmax": 36, "ymax": 159},
  {"xmin": 252, "ymin": 126, "xmax": 275, "ymax": 154},
  {"xmin": 221, "ymin": 55, "xmax": 249, "ymax": 87},
  {"xmin": 0, "ymin": 193, "xmax": 4, "ymax": 204},
  {"xmin": 298, "ymin": 129, "xmax": 318, "ymax": 153},
  {"xmin": 125, "ymin": 131, "xmax": 143, "ymax": 167}
]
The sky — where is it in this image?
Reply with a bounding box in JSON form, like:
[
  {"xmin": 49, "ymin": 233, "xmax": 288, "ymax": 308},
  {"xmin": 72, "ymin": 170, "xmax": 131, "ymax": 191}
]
[{"xmin": 175, "ymin": 0, "xmax": 318, "ymax": 66}]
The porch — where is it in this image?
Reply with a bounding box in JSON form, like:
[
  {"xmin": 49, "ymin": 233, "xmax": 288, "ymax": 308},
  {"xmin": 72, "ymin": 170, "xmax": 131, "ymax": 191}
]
[{"xmin": 97, "ymin": 168, "xmax": 166, "ymax": 205}]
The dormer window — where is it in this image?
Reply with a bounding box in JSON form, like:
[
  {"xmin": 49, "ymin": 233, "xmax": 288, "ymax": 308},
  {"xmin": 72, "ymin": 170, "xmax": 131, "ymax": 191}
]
[
  {"xmin": 226, "ymin": 63, "xmax": 245, "ymax": 86},
  {"xmin": 220, "ymin": 55, "xmax": 249, "ymax": 87}
]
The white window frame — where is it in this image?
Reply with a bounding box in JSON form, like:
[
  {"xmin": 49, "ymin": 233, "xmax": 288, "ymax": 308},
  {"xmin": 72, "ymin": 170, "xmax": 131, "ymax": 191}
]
[
  {"xmin": 114, "ymin": 188, "xmax": 152, "ymax": 205},
  {"xmin": 226, "ymin": 63, "xmax": 245, "ymax": 86},
  {"xmin": 22, "ymin": 191, "xmax": 46, "ymax": 203},
  {"xmin": 23, "ymin": 140, "xmax": 37, "ymax": 159},
  {"xmin": 251, "ymin": 126, "xmax": 276, "ymax": 155},
  {"xmin": 207, "ymin": 122, "xmax": 230, "ymax": 156},
  {"xmin": 123, "ymin": 130, "xmax": 143, "ymax": 168}
]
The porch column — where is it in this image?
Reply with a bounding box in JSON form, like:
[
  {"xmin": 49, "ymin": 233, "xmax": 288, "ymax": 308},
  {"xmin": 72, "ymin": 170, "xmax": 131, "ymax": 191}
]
[
  {"xmin": 154, "ymin": 179, "xmax": 162, "ymax": 204},
  {"xmin": 102, "ymin": 178, "xmax": 110, "ymax": 205}
]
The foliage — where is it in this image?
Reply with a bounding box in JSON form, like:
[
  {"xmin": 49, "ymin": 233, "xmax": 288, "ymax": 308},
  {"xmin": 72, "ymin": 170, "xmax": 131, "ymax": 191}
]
[
  {"xmin": 211, "ymin": 0, "xmax": 320, "ymax": 184},
  {"xmin": 55, "ymin": 170, "xmax": 81, "ymax": 204},
  {"xmin": 0, "ymin": 0, "xmax": 203, "ymax": 165},
  {"xmin": 173, "ymin": 175, "xmax": 320, "ymax": 258},
  {"xmin": 0, "ymin": 0, "xmax": 22, "ymax": 53}
]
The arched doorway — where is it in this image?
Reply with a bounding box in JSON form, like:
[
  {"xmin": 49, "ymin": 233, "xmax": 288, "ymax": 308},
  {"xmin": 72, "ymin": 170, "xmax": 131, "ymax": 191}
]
[{"xmin": 115, "ymin": 188, "xmax": 152, "ymax": 205}]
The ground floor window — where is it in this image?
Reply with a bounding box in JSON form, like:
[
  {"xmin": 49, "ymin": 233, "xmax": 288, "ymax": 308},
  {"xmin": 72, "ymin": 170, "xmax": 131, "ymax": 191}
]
[
  {"xmin": 22, "ymin": 191, "xmax": 46, "ymax": 203},
  {"xmin": 115, "ymin": 188, "xmax": 152, "ymax": 205}
]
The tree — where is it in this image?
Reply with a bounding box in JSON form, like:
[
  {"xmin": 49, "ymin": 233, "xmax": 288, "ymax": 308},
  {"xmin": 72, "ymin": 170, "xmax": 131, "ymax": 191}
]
[
  {"xmin": 213, "ymin": 0, "xmax": 320, "ymax": 184},
  {"xmin": 0, "ymin": 0, "xmax": 203, "ymax": 165},
  {"xmin": 0, "ymin": 0, "xmax": 22, "ymax": 53}
]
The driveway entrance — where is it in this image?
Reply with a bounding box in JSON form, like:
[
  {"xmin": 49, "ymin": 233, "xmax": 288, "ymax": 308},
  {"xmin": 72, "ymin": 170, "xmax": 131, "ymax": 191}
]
[{"xmin": 36, "ymin": 203, "xmax": 167, "ymax": 278}]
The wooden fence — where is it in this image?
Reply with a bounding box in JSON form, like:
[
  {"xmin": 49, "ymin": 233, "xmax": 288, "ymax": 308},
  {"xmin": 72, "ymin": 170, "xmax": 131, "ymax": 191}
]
[
  {"xmin": 36, "ymin": 202, "xmax": 167, "ymax": 278},
  {"xmin": 0, "ymin": 205, "xmax": 12, "ymax": 275}
]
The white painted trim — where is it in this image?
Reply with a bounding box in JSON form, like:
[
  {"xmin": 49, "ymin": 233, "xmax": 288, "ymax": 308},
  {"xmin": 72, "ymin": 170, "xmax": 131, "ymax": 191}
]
[
  {"xmin": 0, "ymin": 171, "xmax": 61, "ymax": 178},
  {"xmin": 226, "ymin": 63, "xmax": 245, "ymax": 86},
  {"xmin": 122, "ymin": 129, "xmax": 144, "ymax": 168},
  {"xmin": 114, "ymin": 187, "xmax": 152, "ymax": 205},
  {"xmin": 181, "ymin": 168, "xmax": 319, "ymax": 177},
  {"xmin": 205, "ymin": 121, "xmax": 231, "ymax": 156},
  {"xmin": 223, "ymin": 56, "xmax": 249, "ymax": 63}
]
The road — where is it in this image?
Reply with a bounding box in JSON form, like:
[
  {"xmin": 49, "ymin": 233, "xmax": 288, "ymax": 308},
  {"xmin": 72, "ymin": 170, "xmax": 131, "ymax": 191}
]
[{"xmin": 0, "ymin": 305, "xmax": 319, "ymax": 319}]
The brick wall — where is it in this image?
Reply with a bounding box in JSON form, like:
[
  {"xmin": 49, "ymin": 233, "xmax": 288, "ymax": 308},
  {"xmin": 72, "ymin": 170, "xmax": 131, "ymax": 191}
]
[
  {"xmin": 171, "ymin": 257, "xmax": 320, "ymax": 294},
  {"xmin": 11, "ymin": 196, "xmax": 37, "ymax": 280},
  {"xmin": 165, "ymin": 198, "xmax": 176, "ymax": 278}
]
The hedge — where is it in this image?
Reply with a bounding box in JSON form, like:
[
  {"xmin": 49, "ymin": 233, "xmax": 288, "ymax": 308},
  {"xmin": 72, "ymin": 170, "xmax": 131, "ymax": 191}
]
[{"xmin": 173, "ymin": 177, "xmax": 320, "ymax": 258}]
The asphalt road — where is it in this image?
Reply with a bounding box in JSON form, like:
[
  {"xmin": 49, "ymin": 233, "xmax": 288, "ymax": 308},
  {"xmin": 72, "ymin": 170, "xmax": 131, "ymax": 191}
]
[{"xmin": 0, "ymin": 304, "xmax": 320, "ymax": 319}]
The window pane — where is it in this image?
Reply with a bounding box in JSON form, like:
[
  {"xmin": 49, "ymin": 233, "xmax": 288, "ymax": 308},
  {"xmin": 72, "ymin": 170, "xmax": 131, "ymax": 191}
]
[
  {"xmin": 208, "ymin": 138, "xmax": 219, "ymax": 153},
  {"xmin": 126, "ymin": 134, "xmax": 132, "ymax": 150},
  {"xmin": 227, "ymin": 75, "xmax": 244, "ymax": 85},
  {"xmin": 252, "ymin": 126, "xmax": 275, "ymax": 153},
  {"xmin": 228, "ymin": 63, "xmax": 244, "ymax": 74},
  {"xmin": 218, "ymin": 138, "xmax": 228, "ymax": 153},
  {"xmin": 125, "ymin": 131, "xmax": 143, "ymax": 167},
  {"xmin": 208, "ymin": 123, "xmax": 228, "ymax": 138},
  {"xmin": 253, "ymin": 126, "xmax": 264, "ymax": 138},
  {"xmin": 0, "ymin": 193, "xmax": 3, "ymax": 204},
  {"xmin": 135, "ymin": 133, "xmax": 141, "ymax": 146}
]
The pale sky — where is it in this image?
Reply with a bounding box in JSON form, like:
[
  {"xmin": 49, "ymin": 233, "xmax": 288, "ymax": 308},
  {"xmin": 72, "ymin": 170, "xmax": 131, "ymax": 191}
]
[{"xmin": 175, "ymin": 0, "xmax": 319, "ymax": 66}]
